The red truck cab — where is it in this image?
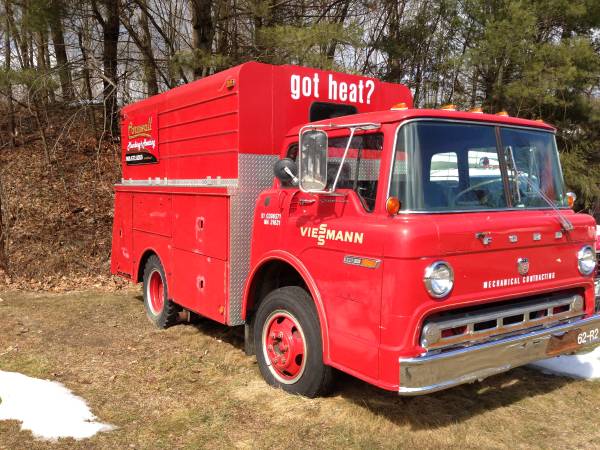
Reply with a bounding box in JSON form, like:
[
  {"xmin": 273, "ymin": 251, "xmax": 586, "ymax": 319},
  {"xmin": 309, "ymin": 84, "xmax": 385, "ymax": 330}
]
[{"xmin": 111, "ymin": 62, "xmax": 600, "ymax": 397}]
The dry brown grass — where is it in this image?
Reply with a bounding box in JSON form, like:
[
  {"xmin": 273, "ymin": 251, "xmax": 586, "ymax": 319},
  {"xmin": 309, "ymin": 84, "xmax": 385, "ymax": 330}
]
[{"xmin": 1, "ymin": 289, "xmax": 600, "ymax": 449}]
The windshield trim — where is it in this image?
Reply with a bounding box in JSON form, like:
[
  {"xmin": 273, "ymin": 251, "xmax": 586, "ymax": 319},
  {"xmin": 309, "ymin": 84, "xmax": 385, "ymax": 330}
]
[{"xmin": 387, "ymin": 118, "xmax": 563, "ymax": 214}]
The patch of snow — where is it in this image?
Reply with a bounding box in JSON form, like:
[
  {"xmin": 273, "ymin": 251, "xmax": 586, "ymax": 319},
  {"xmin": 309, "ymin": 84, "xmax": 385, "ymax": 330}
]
[
  {"xmin": 528, "ymin": 346, "xmax": 600, "ymax": 379},
  {"xmin": 0, "ymin": 370, "xmax": 114, "ymax": 441}
]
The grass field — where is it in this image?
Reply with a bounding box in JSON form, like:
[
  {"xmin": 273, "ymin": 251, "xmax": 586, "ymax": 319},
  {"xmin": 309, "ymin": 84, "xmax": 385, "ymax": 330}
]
[{"xmin": 1, "ymin": 289, "xmax": 600, "ymax": 449}]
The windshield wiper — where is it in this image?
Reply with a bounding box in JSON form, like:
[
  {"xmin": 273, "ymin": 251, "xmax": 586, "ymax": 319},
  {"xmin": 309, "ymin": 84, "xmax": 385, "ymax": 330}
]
[
  {"xmin": 517, "ymin": 169, "xmax": 574, "ymax": 233},
  {"xmin": 504, "ymin": 145, "xmax": 573, "ymax": 232}
]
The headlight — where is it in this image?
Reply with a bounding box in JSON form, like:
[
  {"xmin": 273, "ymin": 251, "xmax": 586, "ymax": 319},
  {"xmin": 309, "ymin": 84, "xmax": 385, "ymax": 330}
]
[
  {"xmin": 577, "ymin": 245, "xmax": 596, "ymax": 276},
  {"xmin": 424, "ymin": 261, "xmax": 454, "ymax": 298}
]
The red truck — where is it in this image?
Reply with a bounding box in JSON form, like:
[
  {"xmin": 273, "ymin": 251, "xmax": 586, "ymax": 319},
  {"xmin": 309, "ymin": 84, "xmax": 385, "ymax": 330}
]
[{"xmin": 111, "ymin": 62, "xmax": 600, "ymax": 397}]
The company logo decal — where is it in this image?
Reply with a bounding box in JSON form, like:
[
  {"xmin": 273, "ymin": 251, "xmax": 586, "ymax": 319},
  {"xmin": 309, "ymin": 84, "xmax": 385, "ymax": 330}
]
[
  {"xmin": 128, "ymin": 116, "xmax": 153, "ymax": 139},
  {"xmin": 517, "ymin": 257, "xmax": 529, "ymax": 276},
  {"xmin": 125, "ymin": 114, "xmax": 158, "ymax": 165},
  {"xmin": 300, "ymin": 224, "xmax": 364, "ymax": 246},
  {"xmin": 483, "ymin": 272, "xmax": 556, "ymax": 289}
]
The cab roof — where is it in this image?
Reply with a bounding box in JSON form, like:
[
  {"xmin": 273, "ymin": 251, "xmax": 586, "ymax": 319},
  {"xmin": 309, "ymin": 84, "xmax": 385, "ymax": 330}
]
[{"xmin": 286, "ymin": 108, "xmax": 555, "ymax": 136}]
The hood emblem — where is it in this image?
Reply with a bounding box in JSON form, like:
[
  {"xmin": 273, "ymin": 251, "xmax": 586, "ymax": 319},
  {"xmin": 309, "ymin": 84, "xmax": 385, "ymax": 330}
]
[
  {"xmin": 475, "ymin": 232, "xmax": 492, "ymax": 245},
  {"xmin": 517, "ymin": 257, "xmax": 530, "ymax": 276}
]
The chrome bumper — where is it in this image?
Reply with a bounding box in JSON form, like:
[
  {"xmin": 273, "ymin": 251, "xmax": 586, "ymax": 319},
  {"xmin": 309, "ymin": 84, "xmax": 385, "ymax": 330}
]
[{"xmin": 399, "ymin": 315, "xmax": 600, "ymax": 395}]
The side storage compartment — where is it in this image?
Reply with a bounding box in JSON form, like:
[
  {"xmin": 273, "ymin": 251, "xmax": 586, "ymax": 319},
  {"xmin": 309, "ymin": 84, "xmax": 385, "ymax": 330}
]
[
  {"xmin": 132, "ymin": 193, "xmax": 172, "ymax": 237},
  {"xmin": 170, "ymin": 194, "xmax": 230, "ymax": 323},
  {"xmin": 111, "ymin": 191, "xmax": 133, "ymax": 278}
]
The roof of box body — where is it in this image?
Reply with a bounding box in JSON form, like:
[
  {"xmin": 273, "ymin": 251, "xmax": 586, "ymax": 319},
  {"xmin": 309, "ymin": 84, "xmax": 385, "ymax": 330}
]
[{"xmin": 286, "ymin": 108, "xmax": 556, "ymax": 136}]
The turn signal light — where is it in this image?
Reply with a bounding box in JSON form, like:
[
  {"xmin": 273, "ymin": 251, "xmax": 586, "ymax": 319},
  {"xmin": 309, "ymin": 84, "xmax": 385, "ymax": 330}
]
[
  {"xmin": 225, "ymin": 79, "xmax": 236, "ymax": 89},
  {"xmin": 386, "ymin": 196, "xmax": 401, "ymax": 215},
  {"xmin": 391, "ymin": 102, "xmax": 409, "ymax": 110},
  {"xmin": 496, "ymin": 110, "xmax": 509, "ymax": 116},
  {"xmin": 566, "ymin": 192, "xmax": 577, "ymax": 208}
]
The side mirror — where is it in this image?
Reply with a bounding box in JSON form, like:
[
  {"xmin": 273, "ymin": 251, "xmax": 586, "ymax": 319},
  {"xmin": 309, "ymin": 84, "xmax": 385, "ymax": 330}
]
[
  {"xmin": 299, "ymin": 129, "xmax": 328, "ymax": 192},
  {"xmin": 273, "ymin": 158, "xmax": 298, "ymax": 185}
]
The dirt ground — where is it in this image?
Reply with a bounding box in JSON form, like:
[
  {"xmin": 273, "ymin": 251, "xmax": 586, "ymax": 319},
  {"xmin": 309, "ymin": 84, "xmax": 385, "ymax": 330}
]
[{"xmin": 1, "ymin": 289, "xmax": 600, "ymax": 450}]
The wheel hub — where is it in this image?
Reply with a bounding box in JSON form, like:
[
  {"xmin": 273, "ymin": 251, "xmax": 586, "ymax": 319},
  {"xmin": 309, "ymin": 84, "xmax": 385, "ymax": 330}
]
[
  {"xmin": 264, "ymin": 312, "xmax": 306, "ymax": 382},
  {"xmin": 148, "ymin": 270, "xmax": 164, "ymax": 315}
]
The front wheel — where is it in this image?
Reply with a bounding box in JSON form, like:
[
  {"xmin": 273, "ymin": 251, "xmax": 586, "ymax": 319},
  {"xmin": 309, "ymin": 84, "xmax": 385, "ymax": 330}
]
[{"xmin": 254, "ymin": 286, "xmax": 333, "ymax": 397}]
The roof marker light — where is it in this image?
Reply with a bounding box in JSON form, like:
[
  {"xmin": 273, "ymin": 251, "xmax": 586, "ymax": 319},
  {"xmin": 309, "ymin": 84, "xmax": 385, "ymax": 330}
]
[
  {"xmin": 469, "ymin": 107, "xmax": 483, "ymax": 114},
  {"xmin": 441, "ymin": 104, "xmax": 456, "ymax": 111},
  {"xmin": 391, "ymin": 102, "xmax": 408, "ymax": 110},
  {"xmin": 496, "ymin": 110, "xmax": 509, "ymax": 116}
]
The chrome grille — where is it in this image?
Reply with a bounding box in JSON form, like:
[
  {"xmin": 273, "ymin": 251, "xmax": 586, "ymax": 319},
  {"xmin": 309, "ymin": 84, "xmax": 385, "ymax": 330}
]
[{"xmin": 421, "ymin": 293, "xmax": 584, "ymax": 351}]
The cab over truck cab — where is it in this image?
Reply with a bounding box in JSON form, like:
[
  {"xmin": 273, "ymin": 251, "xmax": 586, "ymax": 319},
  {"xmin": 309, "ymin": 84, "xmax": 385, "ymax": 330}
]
[{"xmin": 111, "ymin": 62, "xmax": 600, "ymax": 397}]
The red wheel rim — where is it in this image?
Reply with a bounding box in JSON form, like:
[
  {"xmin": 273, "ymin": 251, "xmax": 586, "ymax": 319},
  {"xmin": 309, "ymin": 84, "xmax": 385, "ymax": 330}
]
[
  {"xmin": 262, "ymin": 311, "xmax": 306, "ymax": 384},
  {"xmin": 147, "ymin": 270, "xmax": 164, "ymax": 315}
]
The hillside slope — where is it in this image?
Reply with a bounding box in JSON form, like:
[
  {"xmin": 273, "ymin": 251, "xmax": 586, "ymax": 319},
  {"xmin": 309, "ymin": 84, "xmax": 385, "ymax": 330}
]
[{"xmin": 0, "ymin": 107, "xmax": 124, "ymax": 290}]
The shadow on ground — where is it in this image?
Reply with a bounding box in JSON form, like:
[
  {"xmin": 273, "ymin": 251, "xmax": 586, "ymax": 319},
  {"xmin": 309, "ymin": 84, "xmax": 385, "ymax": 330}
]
[{"xmin": 134, "ymin": 294, "xmax": 571, "ymax": 431}]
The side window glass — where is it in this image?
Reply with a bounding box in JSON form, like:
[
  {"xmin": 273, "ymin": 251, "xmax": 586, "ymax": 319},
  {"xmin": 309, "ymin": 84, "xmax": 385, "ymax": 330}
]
[
  {"xmin": 279, "ymin": 143, "xmax": 299, "ymax": 188},
  {"xmin": 327, "ymin": 133, "xmax": 383, "ymax": 212},
  {"xmin": 286, "ymin": 143, "xmax": 298, "ymax": 160}
]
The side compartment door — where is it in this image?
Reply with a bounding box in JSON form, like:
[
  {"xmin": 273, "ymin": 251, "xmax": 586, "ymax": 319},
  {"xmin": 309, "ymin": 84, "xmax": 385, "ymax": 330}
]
[
  {"xmin": 170, "ymin": 194, "xmax": 229, "ymax": 324},
  {"xmin": 111, "ymin": 191, "xmax": 133, "ymax": 278}
]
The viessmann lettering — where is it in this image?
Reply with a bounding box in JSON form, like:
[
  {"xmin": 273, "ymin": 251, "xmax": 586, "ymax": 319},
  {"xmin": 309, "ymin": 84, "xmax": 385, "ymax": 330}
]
[
  {"xmin": 290, "ymin": 73, "xmax": 375, "ymax": 104},
  {"xmin": 300, "ymin": 224, "xmax": 364, "ymax": 246},
  {"xmin": 483, "ymin": 272, "xmax": 556, "ymax": 289}
]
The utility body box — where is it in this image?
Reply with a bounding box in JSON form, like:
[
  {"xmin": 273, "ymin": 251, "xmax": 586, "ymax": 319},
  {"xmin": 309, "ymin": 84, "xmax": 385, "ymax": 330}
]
[{"xmin": 111, "ymin": 62, "xmax": 412, "ymax": 325}]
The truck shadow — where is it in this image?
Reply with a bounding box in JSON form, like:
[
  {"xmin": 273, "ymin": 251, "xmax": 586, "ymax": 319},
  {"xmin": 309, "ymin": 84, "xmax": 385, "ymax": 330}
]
[
  {"xmin": 134, "ymin": 295, "xmax": 572, "ymax": 429},
  {"xmin": 335, "ymin": 368, "xmax": 570, "ymax": 429}
]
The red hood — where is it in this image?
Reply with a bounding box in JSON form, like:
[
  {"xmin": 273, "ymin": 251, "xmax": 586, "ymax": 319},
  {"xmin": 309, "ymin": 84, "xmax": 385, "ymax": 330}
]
[{"xmin": 596, "ymin": 225, "xmax": 600, "ymax": 251}]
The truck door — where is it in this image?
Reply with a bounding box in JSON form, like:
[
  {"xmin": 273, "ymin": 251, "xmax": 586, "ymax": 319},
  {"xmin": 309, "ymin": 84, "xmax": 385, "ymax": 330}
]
[{"xmin": 283, "ymin": 133, "xmax": 385, "ymax": 380}]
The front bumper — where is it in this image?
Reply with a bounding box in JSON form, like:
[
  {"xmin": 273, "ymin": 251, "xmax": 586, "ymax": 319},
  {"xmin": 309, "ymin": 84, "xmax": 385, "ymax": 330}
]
[{"xmin": 399, "ymin": 315, "xmax": 600, "ymax": 395}]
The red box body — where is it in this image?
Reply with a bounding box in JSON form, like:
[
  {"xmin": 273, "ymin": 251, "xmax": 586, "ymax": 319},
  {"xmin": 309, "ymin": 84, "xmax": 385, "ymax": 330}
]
[{"xmin": 112, "ymin": 62, "xmax": 412, "ymax": 325}]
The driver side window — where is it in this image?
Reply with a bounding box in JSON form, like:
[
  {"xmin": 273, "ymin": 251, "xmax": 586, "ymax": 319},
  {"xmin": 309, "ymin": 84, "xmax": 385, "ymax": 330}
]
[
  {"xmin": 326, "ymin": 133, "xmax": 383, "ymax": 212},
  {"xmin": 285, "ymin": 134, "xmax": 383, "ymax": 212}
]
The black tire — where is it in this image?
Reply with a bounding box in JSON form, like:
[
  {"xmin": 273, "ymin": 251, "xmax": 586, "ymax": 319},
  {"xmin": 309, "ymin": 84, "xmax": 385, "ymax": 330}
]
[
  {"xmin": 142, "ymin": 255, "xmax": 180, "ymax": 328},
  {"xmin": 253, "ymin": 286, "xmax": 333, "ymax": 397}
]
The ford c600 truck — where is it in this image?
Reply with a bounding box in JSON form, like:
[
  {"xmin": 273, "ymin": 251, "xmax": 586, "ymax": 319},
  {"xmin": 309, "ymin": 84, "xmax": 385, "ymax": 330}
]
[{"xmin": 111, "ymin": 62, "xmax": 599, "ymax": 397}]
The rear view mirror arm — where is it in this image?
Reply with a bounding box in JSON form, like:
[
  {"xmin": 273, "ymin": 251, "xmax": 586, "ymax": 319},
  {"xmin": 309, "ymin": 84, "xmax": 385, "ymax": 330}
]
[{"xmin": 330, "ymin": 127, "xmax": 357, "ymax": 192}]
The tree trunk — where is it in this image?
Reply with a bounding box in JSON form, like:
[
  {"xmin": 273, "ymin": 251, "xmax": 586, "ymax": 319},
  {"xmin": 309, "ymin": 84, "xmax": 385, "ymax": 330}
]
[
  {"xmin": 4, "ymin": 1, "xmax": 16, "ymax": 149},
  {"xmin": 138, "ymin": 0, "xmax": 159, "ymax": 96},
  {"xmin": 78, "ymin": 29, "xmax": 98, "ymax": 136},
  {"xmin": 93, "ymin": 0, "xmax": 120, "ymax": 137},
  {"xmin": 49, "ymin": 0, "xmax": 74, "ymax": 101},
  {"xmin": 36, "ymin": 31, "xmax": 50, "ymax": 105},
  {"xmin": 189, "ymin": 0, "xmax": 214, "ymax": 79}
]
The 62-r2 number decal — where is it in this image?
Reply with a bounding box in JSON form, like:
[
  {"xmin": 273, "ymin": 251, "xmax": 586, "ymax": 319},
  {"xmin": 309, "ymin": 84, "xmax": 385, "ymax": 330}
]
[{"xmin": 577, "ymin": 328, "xmax": 600, "ymax": 345}]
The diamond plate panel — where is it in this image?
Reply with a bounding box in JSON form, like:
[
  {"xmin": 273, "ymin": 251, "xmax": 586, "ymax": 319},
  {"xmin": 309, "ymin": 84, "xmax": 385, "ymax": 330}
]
[{"xmin": 228, "ymin": 153, "xmax": 278, "ymax": 325}]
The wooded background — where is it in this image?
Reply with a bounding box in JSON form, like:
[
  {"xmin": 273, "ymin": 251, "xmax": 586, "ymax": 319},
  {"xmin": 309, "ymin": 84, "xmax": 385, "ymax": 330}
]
[{"xmin": 0, "ymin": 0, "xmax": 598, "ymax": 282}]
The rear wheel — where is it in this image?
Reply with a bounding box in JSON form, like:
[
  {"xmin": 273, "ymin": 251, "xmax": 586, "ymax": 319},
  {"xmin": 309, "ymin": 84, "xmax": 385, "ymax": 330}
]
[
  {"xmin": 142, "ymin": 255, "xmax": 179, "ymax": 328},
  {"xmin": 254, "ymin": 286, "xmax": 333, "ymax": 397}
]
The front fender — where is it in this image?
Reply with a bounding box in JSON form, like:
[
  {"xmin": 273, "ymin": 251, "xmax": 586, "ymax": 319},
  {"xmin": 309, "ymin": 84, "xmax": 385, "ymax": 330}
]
[{"xmin": 242, "ymin": 250, "xmax": 331, "ymax": 361}]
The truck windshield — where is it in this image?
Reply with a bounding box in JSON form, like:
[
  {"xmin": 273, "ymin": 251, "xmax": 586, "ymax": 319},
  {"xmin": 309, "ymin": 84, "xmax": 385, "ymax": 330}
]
[{"xmin": 390, "ymin": 121, "xmax": 567, "ymax": 212}]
